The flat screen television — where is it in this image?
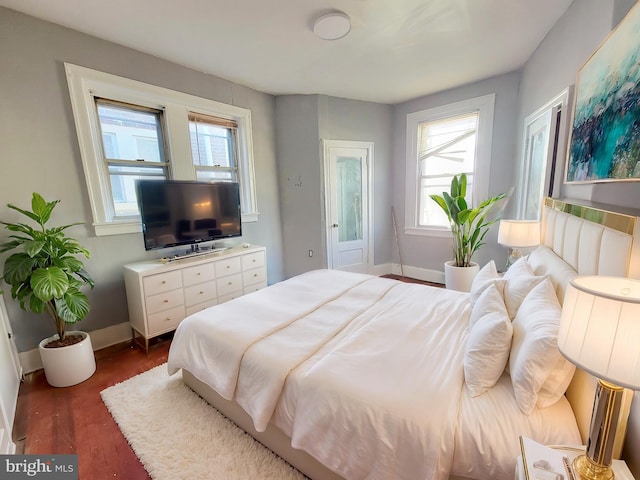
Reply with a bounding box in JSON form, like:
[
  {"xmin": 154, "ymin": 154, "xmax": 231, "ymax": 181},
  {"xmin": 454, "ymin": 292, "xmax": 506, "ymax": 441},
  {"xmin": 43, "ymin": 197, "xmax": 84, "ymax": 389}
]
[{"xmin": 137, "ymin": 180, "xmax": 242, "ymax": 251}]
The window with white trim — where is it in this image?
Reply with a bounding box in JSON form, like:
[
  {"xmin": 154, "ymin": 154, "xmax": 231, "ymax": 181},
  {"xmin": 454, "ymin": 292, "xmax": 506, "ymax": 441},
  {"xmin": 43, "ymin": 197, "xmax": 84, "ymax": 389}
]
[
  {"xmin": 65, "ymin": 63, "xmax": 258, "ymax": 236},
  {"xmin": 96, "ymin": 99, "xmax": 169, "ymax": 218},
  {"xmin": 189, "ymin": 112, "xmax": 238, "ymax": 183},
  {"xmin": 405, "ymin": 94, "xmax": 495, "ymax": 236}
]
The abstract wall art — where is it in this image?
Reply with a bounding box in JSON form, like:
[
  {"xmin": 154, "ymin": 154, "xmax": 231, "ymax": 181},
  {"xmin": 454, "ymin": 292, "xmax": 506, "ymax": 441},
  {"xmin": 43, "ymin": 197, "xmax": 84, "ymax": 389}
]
[{"xmin": 565, "ymin": 2, "xmax": 640, "ymax": 183}]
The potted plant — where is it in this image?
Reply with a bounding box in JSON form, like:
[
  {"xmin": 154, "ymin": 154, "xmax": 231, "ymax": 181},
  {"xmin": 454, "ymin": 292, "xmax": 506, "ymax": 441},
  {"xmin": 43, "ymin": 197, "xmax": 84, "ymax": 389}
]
[
  {"xmin": 430, "ymin": 174, "xmax": 506, "ymax": 291},
  {"xmin": 1, "ymin": 193, "xmax": 95, "ymax": 387}
]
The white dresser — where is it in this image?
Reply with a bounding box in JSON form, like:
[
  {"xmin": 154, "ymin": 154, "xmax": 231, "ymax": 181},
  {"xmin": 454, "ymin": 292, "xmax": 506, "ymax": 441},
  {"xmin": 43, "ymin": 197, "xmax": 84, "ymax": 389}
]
[{"xmin": 123, "ymin": 245, "xmax": 267, "ymax": 351}]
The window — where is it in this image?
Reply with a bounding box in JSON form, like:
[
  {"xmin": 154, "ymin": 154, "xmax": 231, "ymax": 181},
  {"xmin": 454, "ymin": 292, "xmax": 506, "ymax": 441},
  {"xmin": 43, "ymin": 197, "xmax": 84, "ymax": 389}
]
[
  {"xmin": 417, "ymin": 113, "xmax": 478, "ymax": 227},
  {"xmin": 96, "ymin": 99, "xmax": 169, "ymax": 218},
  {"xmin": 189, "ymin": 113, "xmax": 238, "ymax": 183},
  {"xmin": 405, "ymin": 94, "xmax": 495, "ymax": 236},
  {"xmin": 65, "ymin": 63, "xmax": 258, "ymax": 236}
]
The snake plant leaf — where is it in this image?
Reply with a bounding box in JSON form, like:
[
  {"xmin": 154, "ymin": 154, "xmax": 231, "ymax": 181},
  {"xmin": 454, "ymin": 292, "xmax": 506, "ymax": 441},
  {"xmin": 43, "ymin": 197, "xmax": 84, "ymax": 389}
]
[{"xmin": 30, "ymin": 267, "xmax": 69, "ymax": 302}]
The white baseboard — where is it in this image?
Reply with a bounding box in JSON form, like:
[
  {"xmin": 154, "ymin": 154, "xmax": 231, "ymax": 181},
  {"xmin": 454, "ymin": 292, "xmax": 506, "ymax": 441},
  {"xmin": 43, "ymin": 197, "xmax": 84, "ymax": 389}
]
[
  {"xmin": 371, "ymin": 263, "xmax": 393, "ymax": 276},
  {"xmin": 18, "ymin": 322, "xmax": 133, "ymax": 375},
  {"xmin": 390, "ymin": 263, "xmax": 445, "ymax": 284},
  {"xmin": 371, "ymin": 263, "xmax": 444, "ymax": 284}
]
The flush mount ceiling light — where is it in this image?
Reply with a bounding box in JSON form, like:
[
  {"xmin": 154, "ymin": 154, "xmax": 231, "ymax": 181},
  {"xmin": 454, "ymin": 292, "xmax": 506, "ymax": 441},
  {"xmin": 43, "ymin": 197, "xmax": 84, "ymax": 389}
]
[{"xmin": 313, "ymin": 11, "xmax": 351, "ymax": 40}]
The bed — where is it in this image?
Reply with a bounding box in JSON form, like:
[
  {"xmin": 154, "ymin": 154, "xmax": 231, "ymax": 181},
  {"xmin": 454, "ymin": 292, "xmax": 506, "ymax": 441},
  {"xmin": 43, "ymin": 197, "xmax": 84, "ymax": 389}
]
[{"xmin": 166, "ymin": 198, "xmax": 640, "ymax": 480}]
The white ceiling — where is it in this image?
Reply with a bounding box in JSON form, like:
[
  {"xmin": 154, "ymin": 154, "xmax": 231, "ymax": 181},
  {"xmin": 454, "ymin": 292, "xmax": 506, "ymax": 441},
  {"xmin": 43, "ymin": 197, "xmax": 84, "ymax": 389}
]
[{"xmin": 0, "ymin": 0, "xmax": 574, "ymax": 104}]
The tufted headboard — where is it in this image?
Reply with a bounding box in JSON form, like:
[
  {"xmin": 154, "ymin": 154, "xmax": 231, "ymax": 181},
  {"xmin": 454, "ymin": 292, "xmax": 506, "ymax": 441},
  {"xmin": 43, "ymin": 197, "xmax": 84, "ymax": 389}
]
[{"xmin": 537, "ymin": 198, "xmax": 640, "ymax": 464}]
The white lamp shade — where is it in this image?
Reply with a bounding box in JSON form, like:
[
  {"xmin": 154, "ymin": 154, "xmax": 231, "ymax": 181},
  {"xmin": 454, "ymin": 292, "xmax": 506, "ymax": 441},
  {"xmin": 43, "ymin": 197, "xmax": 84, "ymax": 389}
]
[
  {"xmin": 558, "ymin": 276, "xmax": 640, "ymax": 390},
  {"xmin": 497, "ymin": 220, "xmax": 540, "ymax": 247}
]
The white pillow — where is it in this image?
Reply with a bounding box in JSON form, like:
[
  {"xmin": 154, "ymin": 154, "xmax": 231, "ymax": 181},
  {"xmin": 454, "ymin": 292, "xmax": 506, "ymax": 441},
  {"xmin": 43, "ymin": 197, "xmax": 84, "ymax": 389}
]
[
  {"xmin": 502, "ymin": 257, "xmax": 544, "ymax": 319},
  {"xmin": 469, "ymin": 279, "xmax": 507, "ymax": 329},
  {"xmin": 509, "ymin": 278, "xmax": 573, "ymax": 414},
  {"xmin": 527, "ymin": 245, "xmax": 578, "ymax": 305},
  {"xmin": 464, "ymin": 284, "xmax": 512, "ymax": 397},
  {"xmin": 469, "ymin": 260, "xmax": 506, "ymax": 306}
]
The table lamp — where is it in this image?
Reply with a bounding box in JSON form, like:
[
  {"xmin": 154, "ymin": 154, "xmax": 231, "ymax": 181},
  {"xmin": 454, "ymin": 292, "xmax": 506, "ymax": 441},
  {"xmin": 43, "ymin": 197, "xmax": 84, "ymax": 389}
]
[
  {"xmin": 497, "ymin": 220, "xmax": 540, "ymax": 267},
  {"xmin": 558, "ymin": 276, "xmax": 640, "ymax": 480}
]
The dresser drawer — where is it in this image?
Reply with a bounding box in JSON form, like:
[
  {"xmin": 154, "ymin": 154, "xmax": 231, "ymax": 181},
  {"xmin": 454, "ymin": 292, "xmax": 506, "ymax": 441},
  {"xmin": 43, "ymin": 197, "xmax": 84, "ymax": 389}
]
[
  {"xmin": 216, "ymin": 273, "xmax": 242, "ymax": 297},
  {"xmin": 145, "ymin": 288, "xmax": 184, "ymax": 315},
  {"xmin": 184, "ymin": 280, "xmax": 217, "ymax": 307},
  {"xmin": 242, "ymin": 267, "xmax": 267, "ymax": 286},
  {"xmin": 243, "ymin": 282, "xmax": 268, "ymax": 295},
  {"xmin": 215, "ymin": 257, "xmax": 242, "ymax": 277},
  {"xmin": 147, "ymin": 305, "xmax": 185, "ymax": 335},
  {"xmin": 242, "ymin": 251, "xmax": 265, "ymax": 270},
  {"xmin": 218, "ymin": 291, "xmax": 244, "ymax": 304},
  {"xmin": 143, "ymin": 270, "xmax": 183, "ymax": 296},
  {"xmin": 185, "ymin": 299, "xmax": 218, "ymax": 317},
  {"xmin": 182, "ymin": 263, "xmax": 215, "ymax": 287}
]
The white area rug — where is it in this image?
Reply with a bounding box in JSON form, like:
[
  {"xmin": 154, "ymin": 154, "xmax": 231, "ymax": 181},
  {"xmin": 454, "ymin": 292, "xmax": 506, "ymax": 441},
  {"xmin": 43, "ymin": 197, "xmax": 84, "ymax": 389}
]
[{"xmin": 101, "ymin": 364, "xmax": 305, "ymax": 480}]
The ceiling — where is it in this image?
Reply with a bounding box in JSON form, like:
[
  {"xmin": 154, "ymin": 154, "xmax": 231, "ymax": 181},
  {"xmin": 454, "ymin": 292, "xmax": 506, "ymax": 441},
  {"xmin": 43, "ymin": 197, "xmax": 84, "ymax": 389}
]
[{"xmin": 0, "ymin": 0, "xmax": 574, "ymax": 104}]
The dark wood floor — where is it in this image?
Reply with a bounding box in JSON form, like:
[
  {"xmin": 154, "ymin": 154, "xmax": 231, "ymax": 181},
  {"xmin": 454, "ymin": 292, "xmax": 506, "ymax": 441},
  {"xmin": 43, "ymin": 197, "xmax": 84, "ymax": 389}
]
[
  {"xmin": 14, "ymin": 275, "xmax": 437, "ymax": 479},
  {"xmin": 382, "ymin": 273, "xmax": 443, "ymax": 287},
  {"xmin": 15, "ymin": 336, "xmax": 172, "ymax": 480}
]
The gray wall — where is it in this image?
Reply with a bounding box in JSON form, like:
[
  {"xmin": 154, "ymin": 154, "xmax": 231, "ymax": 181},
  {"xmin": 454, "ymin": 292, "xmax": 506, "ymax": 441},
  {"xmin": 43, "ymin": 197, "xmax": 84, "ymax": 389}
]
[
  {"xmin": 0, "ymin": 7, "xmax": 284, "ymax": 351},
  {"xmin": 392, "ymin": 72, "xmax": 521, "ymax": 272},
  {"xmin": 518, "ymin": 0, "xmax": 638, "ymax": 474},
  {"xmin": 519, "ymin": 0, "xmax": 640, "ymax": 210},
  {"xmin": 276, "ymin": 95, "xmax": 393, "ymax": 278}
]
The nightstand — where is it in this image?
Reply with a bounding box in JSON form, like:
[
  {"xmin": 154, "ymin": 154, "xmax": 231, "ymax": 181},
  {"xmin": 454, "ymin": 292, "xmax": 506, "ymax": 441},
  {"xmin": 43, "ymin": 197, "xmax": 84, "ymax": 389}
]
[{"xmin": 515, "ymin": 445, "xmax": 635, "ymax": 480}]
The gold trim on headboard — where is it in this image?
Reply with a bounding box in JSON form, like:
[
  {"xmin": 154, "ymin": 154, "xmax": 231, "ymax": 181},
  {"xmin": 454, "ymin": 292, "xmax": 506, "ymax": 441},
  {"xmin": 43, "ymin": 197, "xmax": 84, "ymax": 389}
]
[{"xmin": 544, "ymin": 198, "xmax": 637, "ymax": 236}]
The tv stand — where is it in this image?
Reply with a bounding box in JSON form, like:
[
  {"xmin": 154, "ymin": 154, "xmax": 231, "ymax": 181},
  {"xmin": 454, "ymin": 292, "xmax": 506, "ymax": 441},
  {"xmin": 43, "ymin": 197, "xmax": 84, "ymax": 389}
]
[{"xmin": 123, "ymin": 245, "xmax": 267, "ymax": 352}]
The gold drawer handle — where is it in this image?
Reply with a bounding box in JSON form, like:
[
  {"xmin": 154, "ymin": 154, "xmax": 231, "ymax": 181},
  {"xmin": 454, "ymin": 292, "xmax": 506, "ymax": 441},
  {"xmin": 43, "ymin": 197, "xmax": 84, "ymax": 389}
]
[
  {"xmin": 197, "ymin": 272, "xmax": 201, "ymax": 276},
  {"xmin": 253, "ymin": 273, "xmax": 258, "ymax": 277},
  {"xmin": 226, "ymin": 265, "xmax": 230, "ymax": 269},
  {"xmin": 228, "ymin": 281, "xmax": 233, "ymax": 285},
  {"xmin": 161, "ymin": 280, "xmax": 166, "ymax": 284},
  {"xmin": 165, "ymin": 317, "xmax": 171, "ymax": 321},
  {"xmin": 252, "ymin": 259, "xmax": 256, "ymax": 263},
  {"xmin": 163, "ymin": 299, "xmax": 169, "ymax": 303},
  {"xmin": 199, "ymin": 291, "xmax": 204, "ymax": 295}
]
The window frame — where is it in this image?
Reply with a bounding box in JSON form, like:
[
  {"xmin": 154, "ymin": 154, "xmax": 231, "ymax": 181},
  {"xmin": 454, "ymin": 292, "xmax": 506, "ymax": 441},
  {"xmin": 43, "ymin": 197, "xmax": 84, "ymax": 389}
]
[
  {"xmin": 65, "ymin": 63, "xmax": 258, "ymax": 236},
  {"xmin": 404, "ymin": 94, "xmax": 495, "ymax": 237}
]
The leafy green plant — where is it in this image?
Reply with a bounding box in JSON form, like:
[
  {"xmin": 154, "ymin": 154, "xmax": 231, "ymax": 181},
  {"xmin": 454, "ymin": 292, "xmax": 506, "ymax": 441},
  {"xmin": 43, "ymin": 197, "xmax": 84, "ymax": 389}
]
[
  {"xmin": 1, "ymin": 193, "xmax": 94, "ymax": 345},
  {"xmin": 430, "ymin": 174, "xmax": 506, "ymax": 267}
]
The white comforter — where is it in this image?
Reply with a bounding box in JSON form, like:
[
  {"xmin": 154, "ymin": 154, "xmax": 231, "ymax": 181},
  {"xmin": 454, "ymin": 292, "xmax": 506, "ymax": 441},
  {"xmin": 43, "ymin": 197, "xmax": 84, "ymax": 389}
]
[
  {"xmin": 168, "ymin": 269, "xmax": 580, "ymax": 480},
  {"xmin": 168, "ymin": 269, "xmax": 472, "ymax": 480}
]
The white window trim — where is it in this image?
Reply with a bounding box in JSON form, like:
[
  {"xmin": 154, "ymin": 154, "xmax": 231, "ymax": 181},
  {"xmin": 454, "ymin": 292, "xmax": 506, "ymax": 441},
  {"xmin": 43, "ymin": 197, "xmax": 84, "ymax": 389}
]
[
  {"xmin": 404, "ymin": 94, "xmax": 495, "ymax": 237},
  {"xmin": 65, "ymin": 63, "xmax": 258, "ymax": 236}
]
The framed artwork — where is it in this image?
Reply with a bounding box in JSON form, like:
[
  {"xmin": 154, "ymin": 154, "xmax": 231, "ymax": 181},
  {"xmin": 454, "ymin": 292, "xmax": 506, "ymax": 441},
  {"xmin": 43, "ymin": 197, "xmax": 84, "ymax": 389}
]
[
  {"xmin": 565, "ymin": 2, "xmax": 640, "ymax": 183},
  {"xmin": 517, "ymin": 87, "xmax": 572, "ymax": 219}
]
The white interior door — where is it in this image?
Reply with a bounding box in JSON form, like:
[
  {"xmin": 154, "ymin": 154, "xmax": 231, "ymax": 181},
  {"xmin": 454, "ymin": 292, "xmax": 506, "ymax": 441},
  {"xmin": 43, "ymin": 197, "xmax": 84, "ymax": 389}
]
[
  {"xmin": 0, "ymin": 295, "xmax": 21, "ymax": 454},
  {"xmin": 323, "ymin": 140, "xmax": 372, "ymax": 273}
]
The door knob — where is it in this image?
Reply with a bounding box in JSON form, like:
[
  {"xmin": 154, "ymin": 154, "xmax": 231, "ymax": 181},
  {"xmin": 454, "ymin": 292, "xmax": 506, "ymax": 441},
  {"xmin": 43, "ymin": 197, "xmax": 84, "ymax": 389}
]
[{"xmin": 332, "ymin": 223, "xmax": 339, "ymax": 228}]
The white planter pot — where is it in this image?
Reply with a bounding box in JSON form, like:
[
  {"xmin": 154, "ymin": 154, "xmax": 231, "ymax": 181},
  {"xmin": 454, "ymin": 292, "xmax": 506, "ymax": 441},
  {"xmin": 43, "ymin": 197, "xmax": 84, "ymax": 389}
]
[
  {"xmin": 38, "ymin": 331, "xmax": 96, "ymax": 387},
  {"xmin": 444, "ymin": 261, "xmax": 480, "ymax": 292}
]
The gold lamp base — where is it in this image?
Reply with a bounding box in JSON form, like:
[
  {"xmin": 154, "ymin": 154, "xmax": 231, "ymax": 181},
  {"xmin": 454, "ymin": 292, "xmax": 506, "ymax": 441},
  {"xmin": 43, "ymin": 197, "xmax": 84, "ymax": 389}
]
[
  {"xmin": 572, "ymin": 454, "xmax": 614, "ymax": 480},
  {"xmin": 572, "ymin": 379, "xmax": 625, "ymax": 480}
]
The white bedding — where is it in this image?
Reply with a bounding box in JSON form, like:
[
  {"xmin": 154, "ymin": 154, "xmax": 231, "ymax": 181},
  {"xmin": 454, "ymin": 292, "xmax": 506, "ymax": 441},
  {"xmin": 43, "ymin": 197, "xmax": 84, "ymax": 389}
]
[{"xmin": 167, "ymin": 269, "xmax": 581, "ymax": 480}]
